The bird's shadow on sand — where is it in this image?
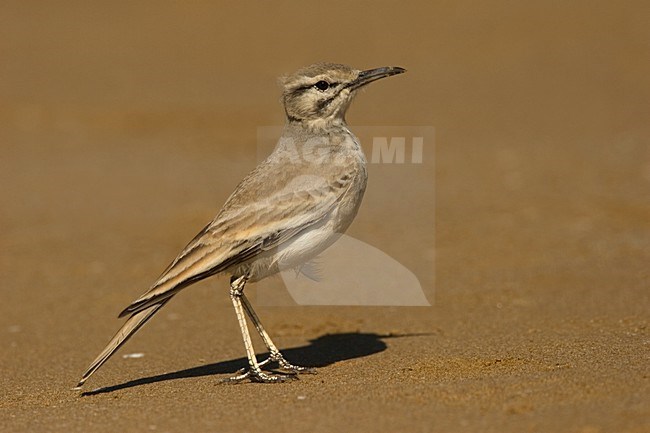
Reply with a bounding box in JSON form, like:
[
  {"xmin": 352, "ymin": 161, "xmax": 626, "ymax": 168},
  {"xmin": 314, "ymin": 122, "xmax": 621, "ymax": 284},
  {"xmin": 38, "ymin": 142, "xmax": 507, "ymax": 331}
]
[{"xmin": 81, "ymin": 332, "xmax": 422, "ymax": 396}]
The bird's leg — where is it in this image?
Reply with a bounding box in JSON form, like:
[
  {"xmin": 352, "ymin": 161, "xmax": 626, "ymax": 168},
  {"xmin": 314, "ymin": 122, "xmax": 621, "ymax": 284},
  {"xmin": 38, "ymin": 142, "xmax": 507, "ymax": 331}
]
[
  {"xmin": 240, "ymin": 292, "xmax": 315, "ymax": 374},
  {"xmin": 224, "ymin": 275, "xmax": 295, "ymax": 383}
]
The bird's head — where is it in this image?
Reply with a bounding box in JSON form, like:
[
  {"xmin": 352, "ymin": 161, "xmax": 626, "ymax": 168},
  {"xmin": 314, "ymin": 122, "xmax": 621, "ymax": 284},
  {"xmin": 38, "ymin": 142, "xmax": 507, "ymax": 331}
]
[{"xmin": 281, "ymin": 63, "xmax": 405, "ymax": 129}]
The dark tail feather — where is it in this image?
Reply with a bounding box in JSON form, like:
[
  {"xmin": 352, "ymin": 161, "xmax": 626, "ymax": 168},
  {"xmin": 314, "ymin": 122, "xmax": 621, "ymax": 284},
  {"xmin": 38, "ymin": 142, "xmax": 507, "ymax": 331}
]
[{"xmin": 76, "ymin": 298, "xmax": 171, "ymax": 388}]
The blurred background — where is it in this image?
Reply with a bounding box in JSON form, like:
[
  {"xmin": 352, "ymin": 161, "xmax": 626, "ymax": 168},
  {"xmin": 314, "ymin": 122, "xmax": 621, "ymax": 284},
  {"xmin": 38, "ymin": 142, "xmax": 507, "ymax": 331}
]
[
  {"xmin": 2, "ymin": 0, "xmax": 647, "ymax": 304},
  {"xmin": 0, "ymin": 1, "xmax": 648, "ymax": 432}
]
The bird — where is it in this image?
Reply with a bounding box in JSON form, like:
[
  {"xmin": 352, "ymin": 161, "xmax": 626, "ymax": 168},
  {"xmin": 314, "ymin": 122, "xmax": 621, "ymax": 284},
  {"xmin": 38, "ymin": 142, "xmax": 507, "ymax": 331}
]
[{"xmin": 76, "ymin": 63, "xmax": 406, "ymax": 387}]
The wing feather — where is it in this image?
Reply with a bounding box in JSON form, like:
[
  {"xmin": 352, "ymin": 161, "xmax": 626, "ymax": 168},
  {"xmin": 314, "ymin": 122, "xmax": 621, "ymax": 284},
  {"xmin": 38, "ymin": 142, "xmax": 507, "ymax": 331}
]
[{"xmin": 119, "ymin": 172, "xmax": 354, "ymax": 317}]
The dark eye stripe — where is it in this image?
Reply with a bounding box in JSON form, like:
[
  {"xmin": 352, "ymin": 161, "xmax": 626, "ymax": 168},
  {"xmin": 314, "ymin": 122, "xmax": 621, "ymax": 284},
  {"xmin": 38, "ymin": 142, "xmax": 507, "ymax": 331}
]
[{"xmin": 293, "ymin": 81, "xmax": 340, "ymax": 94}]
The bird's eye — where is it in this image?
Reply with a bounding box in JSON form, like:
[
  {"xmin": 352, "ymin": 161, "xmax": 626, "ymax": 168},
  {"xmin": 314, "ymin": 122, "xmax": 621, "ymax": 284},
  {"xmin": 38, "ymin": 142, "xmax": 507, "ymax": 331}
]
[{"xmin": 314, "ymin": 80, "xmax": 330, "ymax": 91}]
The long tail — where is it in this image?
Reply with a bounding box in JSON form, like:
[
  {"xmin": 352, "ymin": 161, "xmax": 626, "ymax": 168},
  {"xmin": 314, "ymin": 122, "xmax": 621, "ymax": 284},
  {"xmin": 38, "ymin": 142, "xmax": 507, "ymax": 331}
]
[{"xmin": 76, "ymin": 298, "xmax": 172, "ymax": 388}]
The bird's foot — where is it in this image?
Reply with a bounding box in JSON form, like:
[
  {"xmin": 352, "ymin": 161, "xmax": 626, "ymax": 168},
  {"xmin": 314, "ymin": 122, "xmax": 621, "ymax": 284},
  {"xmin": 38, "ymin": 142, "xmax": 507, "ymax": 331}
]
[
  {"xmin": 258, "ymin": 351, "xmax": 317, "ymax": 375},
  {"xmin": 222, "ymin": 367, "xmax": 297, "ymax": 384},
  {"xmin": 223, "ymin": 353, "xmax": 315, "ymax": 383}
]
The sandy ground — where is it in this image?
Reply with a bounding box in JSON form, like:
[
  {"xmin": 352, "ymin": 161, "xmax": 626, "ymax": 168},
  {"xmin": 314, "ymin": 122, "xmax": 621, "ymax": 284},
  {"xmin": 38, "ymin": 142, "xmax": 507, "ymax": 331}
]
[{"xmin": 1, "ymin": 2, "xmax": 649, "ymax": 432}]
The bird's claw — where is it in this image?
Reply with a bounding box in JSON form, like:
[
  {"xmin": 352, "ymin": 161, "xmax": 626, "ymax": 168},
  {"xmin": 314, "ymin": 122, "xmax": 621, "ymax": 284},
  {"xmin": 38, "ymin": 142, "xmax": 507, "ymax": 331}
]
[
  {"xmin": 225, "ymin": 354, "xmax": 315, "ymax": 383},
  {"xmin": 222, "ymin": 367, "xmax": 297, "ymax": 384},
  {"xmin": 259, "ymin": 353, "xmax": 316, "ymax": 374},
  {"xmin": 277, "ymin": 360, "xmax": 317, "ymax": 374}
]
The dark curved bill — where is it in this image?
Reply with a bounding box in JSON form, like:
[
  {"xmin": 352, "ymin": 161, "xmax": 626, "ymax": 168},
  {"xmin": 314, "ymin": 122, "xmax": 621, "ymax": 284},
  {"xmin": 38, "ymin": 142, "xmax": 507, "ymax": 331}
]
[{"xmin": 347, "ymin": 66, "xmax": 406, "ymax": 90}]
